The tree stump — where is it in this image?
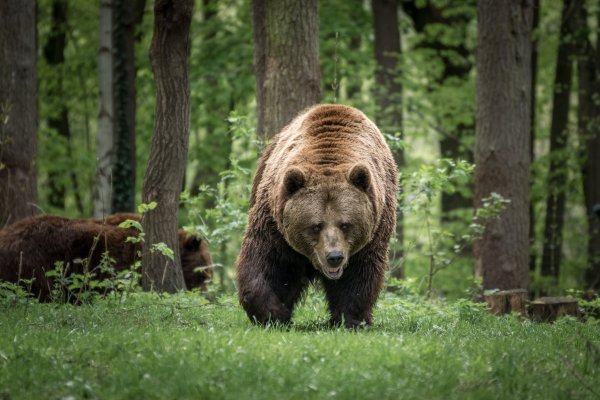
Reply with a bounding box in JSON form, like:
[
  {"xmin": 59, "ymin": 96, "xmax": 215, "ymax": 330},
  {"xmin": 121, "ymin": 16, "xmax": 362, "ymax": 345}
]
[
  {"xmin": 484, "ymin": 289, "xmax": 528, "ymax": 316},
  {"xmin": 529, "ymin": 297, "xmax": 580, "ymax": 322}
]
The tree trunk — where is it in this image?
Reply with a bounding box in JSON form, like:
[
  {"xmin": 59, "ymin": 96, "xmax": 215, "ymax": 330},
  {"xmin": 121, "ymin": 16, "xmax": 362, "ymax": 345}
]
[
  {"xmin": 43, "ymin": 0, "xmax": 69, "ymax": 210},
  {"xmin": 252, "ymin": 0, "xmax": 321, "ymax": 139},
  {"xmin": 94, "ymin": 0, "xmax": 114, "ymax": 217},
  {"xmin": 0, "ymin": 1, "xmax": 38, "ymax": 227},
  {"xmin": 111, "ymin": 0, "xmax": 146, "ymax": 213},
  {"xmin": 141, "ymin": 0, "xmax": 193, "ymax": 292},
  {"xmin": 474, "ymin": 0, "xmax": 532, "ymax": 291},
  {"xmin": 372, "ymin": 0, "xmax": 404, "ymax": 279},
  {"xmin": 574, "ymin": 0, "xmax": 600, "ymax": 290},
  {"xmin": 529, "ymin": 0, "xmax": 540, "ymax": 273},
  {"xmin": 540, "ymin": 0, "xmax": 576, "ymax": 287}
]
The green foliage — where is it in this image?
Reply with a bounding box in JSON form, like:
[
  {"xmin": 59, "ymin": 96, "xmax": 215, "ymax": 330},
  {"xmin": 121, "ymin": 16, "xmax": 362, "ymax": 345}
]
[
  {"xmin": 182, "ymin": 112, "xmax": 260, "ymax": 290},
  {"xmin": 0, "ymin": 292, "xmax": 599, "ymax": 399},
  {"xmin": 400, "ymin": 159, "xmax": 508, "ymax": 297}
]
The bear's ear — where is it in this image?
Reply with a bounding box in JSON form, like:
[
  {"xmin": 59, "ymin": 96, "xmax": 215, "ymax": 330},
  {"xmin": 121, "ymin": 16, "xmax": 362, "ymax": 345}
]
[
  {"xmin": 183, "ymin": 235, "xmax": 201, "ymax": 252},
  {"xmin": 283, "ymin": 167, "xmax": 306, "ymax": 197},
  {"xmin": 348, "ymin": 163, "xmax": 371, "ymax": 192}
]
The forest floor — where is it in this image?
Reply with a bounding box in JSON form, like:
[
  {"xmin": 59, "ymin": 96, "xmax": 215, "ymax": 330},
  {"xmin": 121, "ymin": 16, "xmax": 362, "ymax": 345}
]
[{"xmin": 0, "ymin": 288, "xmax": 599, "ymax": 400}]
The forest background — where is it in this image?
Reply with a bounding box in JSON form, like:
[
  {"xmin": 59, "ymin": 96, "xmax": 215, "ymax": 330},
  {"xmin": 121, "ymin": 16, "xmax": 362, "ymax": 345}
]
[{"xmin": 3, "ymin": 0, "xmax": 600, "ymax": 298}]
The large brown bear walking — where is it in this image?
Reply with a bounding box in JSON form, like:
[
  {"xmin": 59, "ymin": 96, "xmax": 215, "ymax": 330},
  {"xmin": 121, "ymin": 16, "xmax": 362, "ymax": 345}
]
[
  {"xmin": 0, "ymin": 213, "xmax": 213, "ymax": 300},
  {"xmin": 236, "ymin": 104, "xmax": 398, "ymax": 328}
]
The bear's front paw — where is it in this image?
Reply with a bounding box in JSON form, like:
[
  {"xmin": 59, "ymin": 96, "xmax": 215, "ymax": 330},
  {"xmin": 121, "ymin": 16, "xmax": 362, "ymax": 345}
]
[
  {"xmin": 329, "ymin": 314, "xmax": 370, "ymax": 329},
  {"xmin": 240, "ymin": 292, "xmax": 291, "ymax": 326}
]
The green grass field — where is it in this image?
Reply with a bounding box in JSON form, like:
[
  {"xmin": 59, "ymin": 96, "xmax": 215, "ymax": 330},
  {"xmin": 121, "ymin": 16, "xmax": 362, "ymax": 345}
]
[{"xmin": 1, "ymin": 289, "xmax": 598, "ymax": 400}]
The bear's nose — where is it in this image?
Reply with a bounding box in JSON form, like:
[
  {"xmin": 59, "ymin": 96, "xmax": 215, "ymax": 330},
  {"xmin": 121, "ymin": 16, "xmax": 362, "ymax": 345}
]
[{"xmin": 326, "ymin": 251, "xmax": 344, "ymax": 267}]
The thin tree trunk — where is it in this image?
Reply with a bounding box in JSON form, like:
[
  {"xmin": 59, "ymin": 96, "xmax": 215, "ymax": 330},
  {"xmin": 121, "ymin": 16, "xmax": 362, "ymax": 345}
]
[
  {"xmin": 44, "ymin": 0, "xmax": 69, "ymax": 210},
  {"xmin": 94, "ymin": 0, "xmax": 114, "ymax": 217},
  {"xmin": 372, "ymin": 0, "xmax": 404, "ymax": 279},
  {"xmin": 474, "ymin": 0, "xmax": 532, "ymax": 291},
  {"xmin": 111, "ymin": 0, "xmax": 145, "ymax": 213},
  {"xmin": 141, "ymin": 0, "xmax": 193, "ymax": 292},
  {"xmin": 0, "ymin": 1, "xmax": 38, "ymax": 226},
  {"xmin": 540, "ymin": 0, "xmax": 576, "ymax": 285},
  {"xmin": 529, "ymin": 0, "xmax": 540, "ymax": 273},
  {"xmin": 42, "ymin": 0, "xmax": 84, "ymax": 214},
  {"xmin": 252, "ymin": 0, "xmax": 321, "ymax": 139},
  {"xmin": 574, "ymin": 0, "xmax": 600, "ymax": 290}
]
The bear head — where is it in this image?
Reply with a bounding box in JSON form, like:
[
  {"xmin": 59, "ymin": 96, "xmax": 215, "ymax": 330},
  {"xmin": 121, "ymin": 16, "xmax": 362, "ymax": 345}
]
[
  {"xmin": 179, "ymin": 231, "xmax": 213, "ymax": 290},
  {"xmin": 279, "ymin": 163, "xmax": 376, "ymax": 280}
]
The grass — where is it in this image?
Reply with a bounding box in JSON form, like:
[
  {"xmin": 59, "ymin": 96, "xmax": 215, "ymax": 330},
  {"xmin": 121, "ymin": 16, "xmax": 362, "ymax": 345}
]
[{"xmin": 0, "ymin": 288, "xmax": 599, "ymax": 400}]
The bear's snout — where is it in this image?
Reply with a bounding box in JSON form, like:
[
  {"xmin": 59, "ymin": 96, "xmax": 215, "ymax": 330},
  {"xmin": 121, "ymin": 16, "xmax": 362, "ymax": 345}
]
[{"xmin": 326, "ymin": 251, "xmax": 344, "ymax": 267}]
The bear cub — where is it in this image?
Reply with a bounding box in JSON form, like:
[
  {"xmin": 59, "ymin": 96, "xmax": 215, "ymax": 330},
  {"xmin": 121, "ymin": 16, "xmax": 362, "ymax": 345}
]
[{"xmin": 236, "ymin": 104, "xmax": 397, "ymax": 328}]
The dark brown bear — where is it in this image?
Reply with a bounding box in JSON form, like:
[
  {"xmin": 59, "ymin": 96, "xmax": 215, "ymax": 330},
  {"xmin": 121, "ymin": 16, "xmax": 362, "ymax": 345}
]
[
  {"xmin": 236, "ymin": 104, "xmax": 398, "ymax": 328},
  {"xmin": 0, "ymin": 213, "xmax": 213, "ymax": 300}
]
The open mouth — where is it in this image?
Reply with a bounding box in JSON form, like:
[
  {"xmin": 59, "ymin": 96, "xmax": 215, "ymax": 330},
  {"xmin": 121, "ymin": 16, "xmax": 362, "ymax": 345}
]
[{"xmin": 325, "ymin": 266, "xmax": 343, "ymax": 280}]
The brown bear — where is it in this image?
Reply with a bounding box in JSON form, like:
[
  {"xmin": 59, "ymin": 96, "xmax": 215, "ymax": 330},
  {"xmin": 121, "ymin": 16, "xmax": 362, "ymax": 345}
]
[
  {"xmin": 0, "ymin": 213, "xmax": 213, "ymax": 300},
  {"xmin": 236, "ymin": 104, "xmax": 398, "ymax": 328}
]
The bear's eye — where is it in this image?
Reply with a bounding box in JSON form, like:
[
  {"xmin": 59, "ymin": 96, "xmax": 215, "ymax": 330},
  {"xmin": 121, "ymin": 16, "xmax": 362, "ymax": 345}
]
[
  {"xmin": 340, "ymin": 223, "xmax": 351, "ymax": 232},
  {"xmin": 311, "ymin": 224, "xmax": 322, "ymax": 233}
]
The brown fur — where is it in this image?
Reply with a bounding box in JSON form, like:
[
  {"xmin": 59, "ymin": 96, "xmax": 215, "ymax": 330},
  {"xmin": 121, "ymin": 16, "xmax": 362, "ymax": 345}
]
[
  {"xmin": 236, "ymin": 104, "xmax": 398, "ymax": 328},
  {"xmin": 0, "ymin": 213, "xmax": 213, "ymax": 300}
]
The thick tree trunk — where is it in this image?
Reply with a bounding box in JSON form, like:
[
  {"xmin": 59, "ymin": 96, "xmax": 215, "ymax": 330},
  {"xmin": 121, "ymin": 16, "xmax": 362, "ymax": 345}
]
[
  {"xmin": 574, "ymin": 0, "xmax": 600, "ymax": 290},
  {"xmin": 372, "ymin": 0, "xmax": 403, "ymax": 279},
  {"xmin": 252, "ymin": 0, "xmax": 321, "ymax": 139},
  {"xmin": 474, "ymin": 0, "xmax": 532, "ymax": 291},
  {"xmin": 141, "ymin": 0, "xmax": 193, "ymax": 292},
  {"xmin": 111, "ymin": 0, "xmax": 146, "ymax": 213},
  {"xmin": 0, "ymin": 1, "xmax": 38, "ymax": 227},
  {"xmin": 540, "ymin": 0, "xmax": 576, "ymax": 285},
  {"xmin": 94, "ymin": 0, "xmax": 114, "ymax": 217}
]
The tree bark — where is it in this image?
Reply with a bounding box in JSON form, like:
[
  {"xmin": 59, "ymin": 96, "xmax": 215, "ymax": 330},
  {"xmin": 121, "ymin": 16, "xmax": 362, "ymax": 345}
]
[
  {"xmin": 529, "ymin": 0, "xmax": 540, "ymax": 273},
  {"xmin": 474, "ymin": 0, "xmax": 532, "ymax": 291},
  {"xmin": 141, "ymin": 0, "xmax": 193, "ymax": 292},
  {"xmin": 111, "ymin": 0, "xmax": 146, "ymax": 213},
  {"xmin": 574, "ymin": 0, "xmax": 600, "ymax": 290},
  {"xmin": 540, "ymin": 0, "xmax": 576, "ymax": 285},
  {"xmin": 372, "ymin": 0, "xmax": 404, "ymax": 279},
  {"xmin": 252, "ymin": 0, "xmax": 321, "ymax": 139},
  {"xmin": 0, "ymin": 1, "xmax": 38, "ymax": 227},
  {"xmin": 94, "ymin": 0, "xmax": 114, "ymax": 217}
]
